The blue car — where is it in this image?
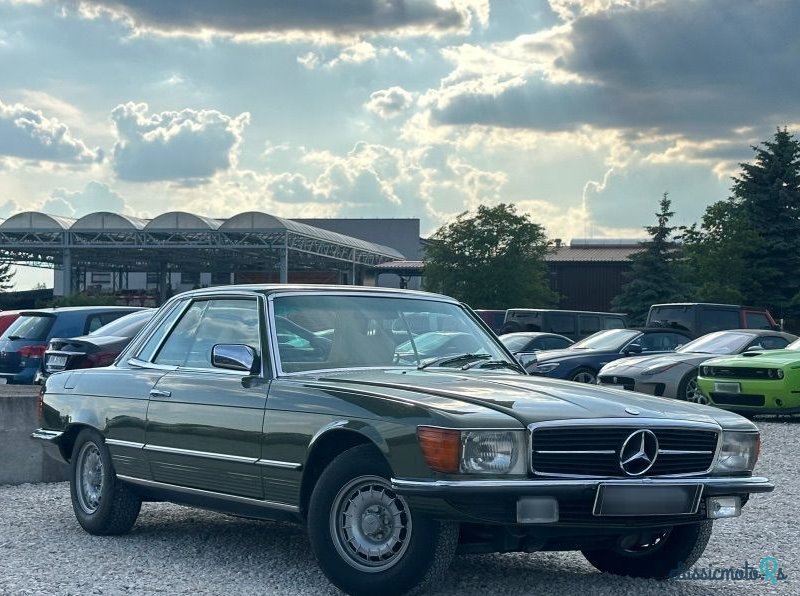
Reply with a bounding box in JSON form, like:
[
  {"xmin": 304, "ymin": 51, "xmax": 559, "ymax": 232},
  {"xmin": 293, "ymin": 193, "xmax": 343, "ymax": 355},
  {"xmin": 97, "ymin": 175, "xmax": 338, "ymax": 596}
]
[
  {"xmin": 0, "ymin": 306, "xmax": 145, "ymax": 384},
  {"xmin": 528, "ymin": 327, "xmax": 693, "ymax": 384}
]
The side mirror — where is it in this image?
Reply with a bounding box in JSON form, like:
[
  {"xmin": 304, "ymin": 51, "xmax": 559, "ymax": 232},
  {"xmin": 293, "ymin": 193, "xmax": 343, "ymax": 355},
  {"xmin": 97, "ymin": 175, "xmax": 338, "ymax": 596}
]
[
  {"xmin": 212, "ymin": 344, "xmax": 259, "ymax": 373},
  {"xmin": 515, "ymin": 352, "xmax": 538, "ymax": 369},
  {"xmin": 624, "ymin": 343, "xmax": 643, "ymax": 355},
  {"xmin": 746, "ymin": 344, "xmax": 763, "ymax": 352}
]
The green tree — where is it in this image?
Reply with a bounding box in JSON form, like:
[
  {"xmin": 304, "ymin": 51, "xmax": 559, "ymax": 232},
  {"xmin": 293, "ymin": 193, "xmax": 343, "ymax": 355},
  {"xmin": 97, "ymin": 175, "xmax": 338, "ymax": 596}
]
[
  {"xmin": 611, "ymin": 193, "xmax": 688, "ymax": 325},
  {"xmin": 0, "ymin": 260, "xmax": 15, "ymax": 291},
  {"xmin": 424, "ymin": 203, "xmax": 556, "ymax": 309},
  {"xmin": 683, "ymin": 129, "xmax": 800, "ymax": 317}
]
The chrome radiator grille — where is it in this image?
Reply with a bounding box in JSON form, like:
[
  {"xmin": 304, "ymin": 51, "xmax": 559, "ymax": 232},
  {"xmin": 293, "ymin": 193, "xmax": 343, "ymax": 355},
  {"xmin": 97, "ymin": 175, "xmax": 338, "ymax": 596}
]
[{"xmin": 531, "ymin": 423, "xmax": 719, "ymax": 478}]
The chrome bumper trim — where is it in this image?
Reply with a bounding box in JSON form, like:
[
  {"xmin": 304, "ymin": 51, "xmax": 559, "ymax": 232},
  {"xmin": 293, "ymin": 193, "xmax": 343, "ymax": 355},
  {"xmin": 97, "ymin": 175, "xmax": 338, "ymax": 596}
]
[{"xmin": 30, "ymin": 429, "xmax": 63, "ymax": 442}]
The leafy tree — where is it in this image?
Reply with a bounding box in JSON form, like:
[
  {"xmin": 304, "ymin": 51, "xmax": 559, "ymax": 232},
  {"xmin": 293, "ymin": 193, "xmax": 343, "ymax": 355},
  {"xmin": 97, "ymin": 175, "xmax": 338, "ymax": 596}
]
[
  {"xmin": 424, "ymin": 203, "xmax": 557, "ymax": 309},
  {"xmin": 0, "ymin": 260, "xmax": 15, "ymax": 292},
  {"xmin": 611, "ymin": 193, "xmax": 688, "ymax": 325},
  {"xmin": 683, "ymin": 129, "xmax": 800, "ymax": 317}
]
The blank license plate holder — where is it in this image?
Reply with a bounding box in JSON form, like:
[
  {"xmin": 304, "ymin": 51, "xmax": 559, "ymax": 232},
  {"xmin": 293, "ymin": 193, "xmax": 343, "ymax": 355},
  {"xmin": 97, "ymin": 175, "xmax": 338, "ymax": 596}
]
[{"xmin": 593, "ymin": 484, "xmax": 702, "ymax": 516}]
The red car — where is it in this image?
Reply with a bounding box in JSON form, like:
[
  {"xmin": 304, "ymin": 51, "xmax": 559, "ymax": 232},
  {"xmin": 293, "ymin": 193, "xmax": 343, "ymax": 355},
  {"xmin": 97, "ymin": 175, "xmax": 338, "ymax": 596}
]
[{"xmin": 0, "ymin": 310, "xmax": 21, "ymax": 336}]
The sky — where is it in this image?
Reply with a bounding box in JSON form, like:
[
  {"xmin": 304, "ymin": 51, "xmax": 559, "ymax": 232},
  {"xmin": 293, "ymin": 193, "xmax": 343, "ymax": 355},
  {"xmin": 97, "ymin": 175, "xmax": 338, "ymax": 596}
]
[{"xmin": 1, "ymin": 0, "xmax": 799, "ymax": 289}]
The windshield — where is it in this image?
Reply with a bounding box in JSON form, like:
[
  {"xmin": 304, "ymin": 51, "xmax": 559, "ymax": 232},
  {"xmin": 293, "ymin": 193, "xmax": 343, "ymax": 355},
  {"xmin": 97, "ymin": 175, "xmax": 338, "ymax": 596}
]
[
  {"xmin": 677, "ymin": 331, "xmax": 754, "ymax": 355},
  {"xmin": 88, "ymin": 310, "xmax": 154, "ymax": 338},
  {"xmin": 788, "ymin": 339, "xmax": 800, "ymax": 351},
  {"xmin": 1, "ymin": 314, "xmax": 54, "ymax": 341},
  {"xmin": 272, "ymin": 294, "xmax": 512, "ymax": 373},
  {"xmin": 571, "ymin": 329, "xmax": 641, "ymax": 351}
]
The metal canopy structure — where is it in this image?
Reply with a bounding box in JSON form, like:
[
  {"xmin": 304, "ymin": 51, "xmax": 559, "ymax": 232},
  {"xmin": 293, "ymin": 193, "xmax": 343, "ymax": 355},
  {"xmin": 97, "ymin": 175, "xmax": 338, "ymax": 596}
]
[{"xmin": 0, "ymin": 210, "xmax": 404, "ymax": 295}]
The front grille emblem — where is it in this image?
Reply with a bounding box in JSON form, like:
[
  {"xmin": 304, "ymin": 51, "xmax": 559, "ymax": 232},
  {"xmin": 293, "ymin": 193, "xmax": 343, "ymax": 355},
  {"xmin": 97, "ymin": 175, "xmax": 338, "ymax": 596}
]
[{"xmin": 619, "ymin": 429, "xmax": 658, "ymax": 476}]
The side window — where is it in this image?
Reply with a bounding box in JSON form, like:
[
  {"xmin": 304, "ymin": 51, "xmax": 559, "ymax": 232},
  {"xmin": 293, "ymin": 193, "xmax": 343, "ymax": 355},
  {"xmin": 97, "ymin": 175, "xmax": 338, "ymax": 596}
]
[
  {"xmin": 137, "ymin": 301, "xmax": 188, "ymax": 361},
  {"xmin": 539, "ymin": 336, "xmax": 571, "ymax": 350},
  {"xmin": 754, "ymin": 336, "xmax": 789, "ymax": 350},
  {"xmin": 579, "ymin": 315, "xmax": 601, "ymax": 336},
  {"xmin": 86, "ymin": 315, "xmax": 105, "ymax": 333},
  {"xmin": 603, "ymin": 316, "xmax": 625, "ymax": 329},
  {"xmin": 548, "ymin": 313, "xmax": 576, "ymax": 335},
  {"xmin": 155, "ymin": 299, "xmax": 260, "ymax": 369},
  {"xmin": 638, "ymin": 332, "xmax": 687, "ymax": 352},
  {"xmin": 699, "ymin": 309, "xmax": 740, "ymax": 334},
  {"xmin": 745, "ymin": 312, "xmax": 771, "ymax": 330}
]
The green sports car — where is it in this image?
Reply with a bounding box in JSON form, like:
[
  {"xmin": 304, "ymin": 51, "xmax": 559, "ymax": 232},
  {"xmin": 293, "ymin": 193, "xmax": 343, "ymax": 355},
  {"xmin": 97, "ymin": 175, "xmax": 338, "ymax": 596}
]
[{"xmin": 697, "ymin": 338, "xmax": 800, "ymax": 415}]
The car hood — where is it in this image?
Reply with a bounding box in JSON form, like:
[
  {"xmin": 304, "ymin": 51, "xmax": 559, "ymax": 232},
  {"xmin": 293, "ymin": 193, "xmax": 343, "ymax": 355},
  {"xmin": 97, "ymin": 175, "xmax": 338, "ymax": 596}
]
[
  {"xmin": 703, "ymin": 350, "xmax": 800, "ymax": 368},
  {"xmin": 600, "ymin": 352, "xmax": 713, "ymax": 373},
  {"xmin": 300, "ymin": 368, "xmax": 751, "ymax": 429}
]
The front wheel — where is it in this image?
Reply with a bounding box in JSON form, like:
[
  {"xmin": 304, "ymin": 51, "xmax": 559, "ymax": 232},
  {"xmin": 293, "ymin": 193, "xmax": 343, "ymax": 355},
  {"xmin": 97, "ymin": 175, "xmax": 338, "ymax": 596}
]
[
  {"xmin": 678, "ymin": 371, "xmax": 707, "ymax": 404},
  {"xmin": 70, "ymin": 428, "xmax": 142, "ymax": 535},
  {"xmin": 570, "ymin": 367, "xmax": 597, "ymax": 384},
  {"xmin": 582, "ymin": 522, "xmax": 712, "ymax": 579},
  {"xmin": 308, "ymin": 445, "xmax": 458, "ymax": 596}
]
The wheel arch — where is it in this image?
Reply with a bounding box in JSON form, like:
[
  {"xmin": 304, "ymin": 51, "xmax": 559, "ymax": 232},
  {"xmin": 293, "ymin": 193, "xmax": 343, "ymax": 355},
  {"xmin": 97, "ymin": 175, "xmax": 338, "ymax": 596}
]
[
  {"xmin": 58, "ymin": 422, "xmax": 103, "ymax": 462},
  {"xmin": 300, "ymin": 422, "xmax": 390, "ymax": 518}
]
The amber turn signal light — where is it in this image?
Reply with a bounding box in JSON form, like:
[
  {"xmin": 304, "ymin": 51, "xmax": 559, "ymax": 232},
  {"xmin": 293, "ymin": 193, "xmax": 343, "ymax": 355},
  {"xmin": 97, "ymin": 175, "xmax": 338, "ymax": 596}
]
[{"xmin": 417, "ymin": 426, "xmax": 461, "ymax": 473}]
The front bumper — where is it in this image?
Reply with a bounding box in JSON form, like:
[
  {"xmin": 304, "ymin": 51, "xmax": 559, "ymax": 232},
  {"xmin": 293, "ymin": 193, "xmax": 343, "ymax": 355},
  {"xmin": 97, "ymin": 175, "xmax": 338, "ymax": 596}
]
[
  {"xmin": 392, "ymin": 476, "xmax": 773, "ymax": 527},
  {"xmin": 698, "ymin": 378, "xmax": 800, "ymax": 414}
]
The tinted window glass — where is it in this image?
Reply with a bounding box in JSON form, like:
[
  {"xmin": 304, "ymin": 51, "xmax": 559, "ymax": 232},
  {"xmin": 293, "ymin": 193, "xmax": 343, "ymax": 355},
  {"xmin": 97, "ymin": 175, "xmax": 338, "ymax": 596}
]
[
  {"xmin": 155, "ymin": 299, "xmax": 260, "ymax": 369},
  {"xmin": 699, "ymin": 308, "xmax": 740, "ymax": 334},
  {"xmin": 572, "ymin": 329, "xmax": 640, "ymax": 350},
  {"xmin": 538, "ymin": 336, "xmax": 572, "ymax": 350},
  {"xmin": 603, "ymin": 316, "xmax": 625, "ymax": 329},
  {"xmin": 548, "ymin": 313, "xmax": 576, "ymax": 335},
  {"xmin": 579, "ymin": 315, "xmax": 601, "ymax": 335},
  {"xmin": 752, "ymin": 336, "xmax": 789, "ymax": 350},
  {"xmin": 2, "ymin": 315, "xmax": 54, "ymax": 341},
  {"xmin": 137, "ymin": 301, "xmax": 187, "ymax": 361},
  {"xmin": 500, "ymin": 335, "xmax": 534, "ymax": 352},
  {"xmin": 745, "ymin": 312, "xmax": 771, "ymax": 329},
  {"xmin": 648, "ymin": 306, "xmax": 693, "ymax": 332}
]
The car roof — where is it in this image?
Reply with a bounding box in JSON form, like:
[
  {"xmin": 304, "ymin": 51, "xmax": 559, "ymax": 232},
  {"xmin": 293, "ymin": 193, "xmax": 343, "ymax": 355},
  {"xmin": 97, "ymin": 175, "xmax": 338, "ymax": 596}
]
[
  {"xmin": 18, "ymin": 306, "xmax": 148, "ymax": 315},
  {"xmin": 171, "ymin": 284, "xmax": 460, "ymax": 302},
  {"xmin": 501, "ymin": 332, "xmax": 570, "ymax": 339},
  {"xmin": 702, "ymin": 329, "xmax": 797, "ymax": 339},
  {"xmin": 627, "ymin": 327, "xmax": 694, "ymax": 337},
  {"xmin": 506, "ymin": 308, "xmax": 624, "ymax": 316}
]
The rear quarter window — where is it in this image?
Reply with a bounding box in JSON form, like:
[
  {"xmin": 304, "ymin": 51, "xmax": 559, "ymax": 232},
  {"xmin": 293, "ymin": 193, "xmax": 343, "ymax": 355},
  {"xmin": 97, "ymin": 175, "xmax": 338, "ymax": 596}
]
[
  {"xmin": 548, "ymin": 313, "xmax": 576, "ymax": 335},
  {"xmin": 745, "ymin": 312, "xmax": 771, "ymax": 330}
]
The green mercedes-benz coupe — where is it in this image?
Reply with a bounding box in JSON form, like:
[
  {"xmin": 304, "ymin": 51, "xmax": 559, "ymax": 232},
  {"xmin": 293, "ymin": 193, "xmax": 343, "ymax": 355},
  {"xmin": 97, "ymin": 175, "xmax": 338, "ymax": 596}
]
[
  {"xmin": 33, "ymin": 286, "xmax": 772, "ymax": 596},
  {"xmin": 697, "ymin": 337, "xmax": 800, "ymax": 415}
]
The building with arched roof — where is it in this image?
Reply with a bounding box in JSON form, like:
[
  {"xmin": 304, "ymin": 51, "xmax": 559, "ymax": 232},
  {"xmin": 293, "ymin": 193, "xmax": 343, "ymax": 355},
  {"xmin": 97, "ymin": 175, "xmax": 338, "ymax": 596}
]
[{"xmin": 0, "ymin": 211, "xmax": 416, "ymax": 301}]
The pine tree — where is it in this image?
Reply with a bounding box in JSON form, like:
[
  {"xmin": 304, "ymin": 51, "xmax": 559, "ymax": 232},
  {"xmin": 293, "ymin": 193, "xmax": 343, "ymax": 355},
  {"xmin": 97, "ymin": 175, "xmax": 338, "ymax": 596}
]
[
  {"xmin": 611, "ymin": 193, "xmax": 688, "ymax": 325},
  {"xmin": 0, "ymin": 260, "xmax": 14, "ymax": 292}
]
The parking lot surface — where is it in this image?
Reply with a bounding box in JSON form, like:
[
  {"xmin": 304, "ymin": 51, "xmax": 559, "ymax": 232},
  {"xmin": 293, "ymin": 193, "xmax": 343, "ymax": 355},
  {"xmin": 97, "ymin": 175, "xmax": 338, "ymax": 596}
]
[{"xmin": 1, "ymin": 420, "xmax": 797, "ymax": 595}]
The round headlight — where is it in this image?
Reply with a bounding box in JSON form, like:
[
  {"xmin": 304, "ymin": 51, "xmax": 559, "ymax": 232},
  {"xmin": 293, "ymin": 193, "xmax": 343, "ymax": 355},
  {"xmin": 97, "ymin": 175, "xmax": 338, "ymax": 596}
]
[
  {"xmin": 777, "ymin": 369, "xmax": 785, "ymax": 379},
  {"xmin": 701, "ymin": 366, "xmax": 709, "ymax": 376},
  {"xmin": 768, "ymin": 369, "xmax": 775, "ymax": 378}
]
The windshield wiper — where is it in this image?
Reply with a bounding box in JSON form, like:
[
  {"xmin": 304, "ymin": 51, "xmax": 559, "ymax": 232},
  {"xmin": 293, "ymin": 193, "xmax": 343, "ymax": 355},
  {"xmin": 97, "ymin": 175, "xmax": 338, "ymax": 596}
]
[
  {"xmin": 418, "ymin": 353, "xmax": 491, "ymax": 370},
  {"xmin": 461, "ymin": 359, "xmax": 523, "ymax": 372}
]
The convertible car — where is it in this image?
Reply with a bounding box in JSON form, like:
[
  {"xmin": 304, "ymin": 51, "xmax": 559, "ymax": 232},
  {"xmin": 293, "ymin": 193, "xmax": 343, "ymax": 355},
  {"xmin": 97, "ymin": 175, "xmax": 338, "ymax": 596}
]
[
  {"xmin": 33, "ymin": 286, "xmax": 772, "ymax": 596},
  {"xmin": 697, "ymin": 337, "xmax": 800, "ymax": 415}
]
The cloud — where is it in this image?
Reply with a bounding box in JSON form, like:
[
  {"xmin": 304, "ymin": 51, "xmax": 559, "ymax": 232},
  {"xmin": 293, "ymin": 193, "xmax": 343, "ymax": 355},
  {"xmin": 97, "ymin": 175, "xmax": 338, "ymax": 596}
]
[
  {"xmin": 74, "ymin": 0, "xmax": 486, "ymax": 41},
  {"xmin": 430, "ymin": 1, "xmax": 800, "ymax": 139},
  {"xmin": 365, "ymin": 86, "xmax": 415, "ymax": 119},
  {"xmin": 41, "ymin": 180, "xmax": 126, "ymax": 217},
  {"xmin": 110, "ymin": 102, "xmax": 250, "ymax": 182},
  {"xmin": 0, "ymin": 98, "xmax": 102, "ymax": 164}
]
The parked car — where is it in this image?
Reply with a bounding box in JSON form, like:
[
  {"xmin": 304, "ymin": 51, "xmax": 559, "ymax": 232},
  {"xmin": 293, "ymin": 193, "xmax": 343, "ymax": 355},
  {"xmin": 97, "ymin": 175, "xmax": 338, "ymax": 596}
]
[
  {"xmin": 697, "ymin": 337, "xmax": 800, "ymax": 415},
  {"xmin": 646, "ymin": 303, "xmax": 778, "ymax": 338},
  {"xmin": 598, "ymin": 329, "xmax": 797, "ymax": 401},
  {"xmin": 529, "ymin": 327, "xmax": 693, "ymax": 384},
  {"xmin": 499, "ymin": 332, "xmax": 573, "ymax": 371},
  {"xmin": 34, "ymin": 286, "xmax": 772, "ymax": 596},
  {"xmin": 0, "ymin": 306, "xmax": 146, "ymax": 384},
  {"xmin": 37, "ymin": 309, "xmax": 156, "ymax": 383},
  {"xmin": 473, "ymin": 309, "xmax": 506, "ymax": 333},
  {"xmin": 500, "ymin": 309, "xmax": 626, "ymax": 341},
  {"xmin": 0, "ymin": 310, "xmax": 22, "ymax": 336}
]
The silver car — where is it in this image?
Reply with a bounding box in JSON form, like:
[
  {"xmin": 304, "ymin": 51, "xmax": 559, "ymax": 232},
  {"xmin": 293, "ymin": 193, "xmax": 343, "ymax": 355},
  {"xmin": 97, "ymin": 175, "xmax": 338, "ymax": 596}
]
[{"xmin": 597, "ymin": 329, "xmax": 797, "ymax": 402}]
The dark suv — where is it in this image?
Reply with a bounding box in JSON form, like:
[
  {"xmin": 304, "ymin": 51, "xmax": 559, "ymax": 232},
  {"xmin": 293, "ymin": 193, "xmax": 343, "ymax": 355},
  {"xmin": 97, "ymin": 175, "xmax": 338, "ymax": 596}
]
[
  {"xmin": 646, "ymin": 303, "xmax": 777, "ymax": 338},
  {"xmin": 0, "ymin": 306, "xmax": 145, "ymax": 384},
  {"xmin": 500, "ymin": 308, "xmax": 626, "ymax": 341}
]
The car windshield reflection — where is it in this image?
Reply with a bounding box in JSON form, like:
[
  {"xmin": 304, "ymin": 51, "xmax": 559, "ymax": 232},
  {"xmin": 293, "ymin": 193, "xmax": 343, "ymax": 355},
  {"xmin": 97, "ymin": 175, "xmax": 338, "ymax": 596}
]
[{"xmin": 271, "ymin": 294, "xmax": 513, "ymax": 373}]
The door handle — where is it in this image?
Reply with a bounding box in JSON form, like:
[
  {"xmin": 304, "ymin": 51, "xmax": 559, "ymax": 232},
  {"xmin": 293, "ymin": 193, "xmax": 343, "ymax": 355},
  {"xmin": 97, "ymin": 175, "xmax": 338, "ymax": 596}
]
[{"xmin": 149, "ymin": 389, "xmax": 172, "ymax": 398}]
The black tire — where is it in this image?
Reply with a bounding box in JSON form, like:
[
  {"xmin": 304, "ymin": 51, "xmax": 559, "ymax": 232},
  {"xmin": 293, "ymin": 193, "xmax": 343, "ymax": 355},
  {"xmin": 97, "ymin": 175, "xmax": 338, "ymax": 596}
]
[
  {"xmin": 70, "ymin": 428, "xmax": 141, "ymax": 536},
  {"xmin": 569, "ymin": 367, "xmax": 597, "ymax": 384},
  {"xmin": 307, "ymin": 445, "xmax": 458, "ymax": 596},
  {"xmin": 677, "ymin": 371, "xmax": 705, "ymax": 403},
  {"xmin": 582, "ymin": 522, "xmax": 713, "ymax": 579}
]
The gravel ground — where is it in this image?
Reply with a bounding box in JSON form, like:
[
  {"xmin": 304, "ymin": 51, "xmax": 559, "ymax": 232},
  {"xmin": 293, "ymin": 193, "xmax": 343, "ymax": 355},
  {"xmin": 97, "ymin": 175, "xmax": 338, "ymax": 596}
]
[{"xmin": 1, "ymin": 420, "xmax": 797, "ymax": 596}]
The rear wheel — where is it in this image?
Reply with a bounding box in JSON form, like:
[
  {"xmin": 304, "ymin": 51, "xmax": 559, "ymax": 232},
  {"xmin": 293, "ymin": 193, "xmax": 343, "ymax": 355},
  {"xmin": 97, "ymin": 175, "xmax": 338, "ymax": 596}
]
[
  {"xmin": 308, "ymin": 445, "xmax": 458, "ymax": 596},
  {"xmin": 70, "ymin": 428, "xmax": 141, "ymax": 535},
  {"xmin": 570, "ymin": 367, "xmax": 597, "ymax": 384},
  {"xmin": 582, "ymin": 522, "xmax": 712, "ymax": 579}
]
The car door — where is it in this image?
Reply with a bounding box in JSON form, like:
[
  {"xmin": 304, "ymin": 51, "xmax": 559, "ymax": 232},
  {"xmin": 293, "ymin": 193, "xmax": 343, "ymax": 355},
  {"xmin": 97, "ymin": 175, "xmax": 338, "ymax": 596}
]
[{"xmin": 143, "ymin": 296, "xmax": 268, "ymax": 499}]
